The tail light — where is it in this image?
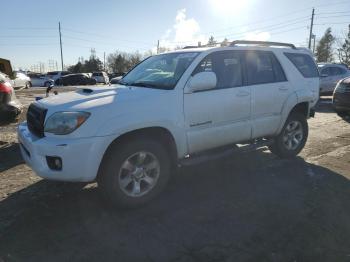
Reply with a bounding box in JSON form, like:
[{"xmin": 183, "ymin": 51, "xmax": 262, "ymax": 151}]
[{"xmin": 0, "ymin": 81, "xmax": 12, "ymax": 94}]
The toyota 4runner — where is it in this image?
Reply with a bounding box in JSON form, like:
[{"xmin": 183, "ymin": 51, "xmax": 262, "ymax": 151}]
[{"xmin": 18, "ymin": 41, "xmax": 320, "ymax": 207}]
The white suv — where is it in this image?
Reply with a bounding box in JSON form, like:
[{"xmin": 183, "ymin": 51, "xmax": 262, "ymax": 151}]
[
  {"xmin": 92, "ymin": 71, "xmax": 109, "ymax": 84},
  {"xmin": 18, "ymin": 41, "xmax": 319, "ymax": 207}
]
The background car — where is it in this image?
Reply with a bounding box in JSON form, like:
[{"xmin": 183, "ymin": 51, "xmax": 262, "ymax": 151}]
[
  {"xmin": 0, "ymin": 73, "xmax": 22, "ymax": 122},
  {"xmin": 333, "ymin": 76, "xmax": 350, "ymax": 116},
  {"xmin": 318, "ymin": 63, "xmax": 350, "ymax": 95},
  {"xmin": 92, "ymin": 71, "xmax": 109, "ymax": 84},
  {"xmin": 27, "ymin": 73, "xmax": 54, "ymax": 87},
  {"xmin": 46, "ymin": 71, "xmax": 70, "ymax": 85},
  {"xmin": 12, "ymin": 71, "xmax": 31, "ymax": 89},
  {"xmin": 60, "ymin": 73, "xmax": 97, "ymax": 86}
]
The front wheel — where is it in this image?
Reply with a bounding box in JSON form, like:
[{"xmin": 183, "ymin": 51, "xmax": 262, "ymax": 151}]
[
  {"xmin": 97, "ymin": 139, "xmax": 171, "ymax": 208},
  {"xmin": 269, "ymin": 112, "xmax": 308, "ymax": 158}
]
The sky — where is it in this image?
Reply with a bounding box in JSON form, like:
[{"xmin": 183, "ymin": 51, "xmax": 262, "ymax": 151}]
[{"xmin": 1, "ymin": 0, "xmax": 349, "ymax": 70}]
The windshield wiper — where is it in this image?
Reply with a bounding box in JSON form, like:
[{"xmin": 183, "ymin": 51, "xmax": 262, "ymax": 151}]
[
  {"xmin": 118, "ymin": 80, "xmax": 130, "ymax": 86},
  {"xmin": 128, "ymin": 82, "xmax": 163, "ymax": 89}
]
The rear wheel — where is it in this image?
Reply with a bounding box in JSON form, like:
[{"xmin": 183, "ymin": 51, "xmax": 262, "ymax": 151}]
[
  {"xmin": 269, "ymin": 112, "xmax": 308, "ymax": 158},
  {"xmin": 25, "ymin": 82, "xmax": 31, "ymax": 89},
  {"xmin": 98, "ymin": 139, "xmax": 171, "ymax": 208}
]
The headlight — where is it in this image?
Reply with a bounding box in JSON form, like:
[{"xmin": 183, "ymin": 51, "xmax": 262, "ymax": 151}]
[{"xmin": 44, "ymin": 111, "xmax": 90, "ymax": 135}]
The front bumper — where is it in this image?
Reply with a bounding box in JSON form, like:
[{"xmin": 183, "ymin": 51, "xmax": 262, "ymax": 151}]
[
  {"xmin": 0, "ymin": 100, "xmax": 22, "ymax": 120},
  {"xmin": 17, "ymin": 122, "xmax": 115, "ymax": 182}
]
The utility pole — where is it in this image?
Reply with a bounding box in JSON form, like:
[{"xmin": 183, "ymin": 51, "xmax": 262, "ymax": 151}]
[
  {"xmin": 308, "ymin": 8, "xmax": 315, "ymax": 49},
  {"xmin": 157, "ymin": 40, "xmax": 160, "ymax": 54},
  {"xmin": 312, "ymin": 34, "xmax": 316, "ymax": 53},
  {"xmin": 59, "ymin": 22, "xmax": 64, "ymax": 70},
  {"xmin": 103, "ymin": 52, "xmax": 106, "ymax": 71}
]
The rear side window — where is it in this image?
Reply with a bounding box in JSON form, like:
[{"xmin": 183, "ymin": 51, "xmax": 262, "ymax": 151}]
[
  {"xmin": 93, "ymin": 72, "xmax": 103, "ymax": 76},
  {"xmin": 330, "ymin": 67, "xmax": 346, "ymax": 76},
  {"xmin": 245, "ymin": 51, "xmax": 286, "ymax": 85},
  {"xmin": 284, "ymin": 53, "xmax": 319, "ymax": 78}
]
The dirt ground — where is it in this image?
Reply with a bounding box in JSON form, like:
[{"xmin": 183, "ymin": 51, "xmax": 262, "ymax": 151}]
[{"xmin": 0, "ymin": 88, "xmax": 350, "ymax": 262}]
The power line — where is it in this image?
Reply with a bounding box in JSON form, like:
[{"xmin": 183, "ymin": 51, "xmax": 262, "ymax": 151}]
[
  {"xmin": 0, "ymin": 35, "xmax": 56, "ymax": 38},
  {"xmin": 62, "ymin": 28, "xmax": 153, "ymax": 45},
  {"xmin": 314, "ymin": 21, "xmax": 350, "ymax": 25}
]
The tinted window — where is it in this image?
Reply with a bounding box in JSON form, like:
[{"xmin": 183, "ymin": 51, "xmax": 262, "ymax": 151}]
[
  {"xmin": 92, "ymin": 72, "xmax": 103, "ymax": 76},
  {"xmin": 246, "ymin": 51, "xmax": 279, "ymax": 85},
  {"xmin": 270, "ymin": 54, "xmax": 287, "ymax": 82},
  {"xmin": 284, "ymin": 53, "xmax": 319, "ymax": 78},
  {"xmin": 193, "ymin": 51, "xmax": 243, "ymax": 89},
  {"xmin": 321, "ymin": 67, "xmax": 331, "ymax": 76},
  {"xmin": 330, "ymin": 66, "xmax": 346, "ymax": 76},
  {"xmin": 47, "ymin": 72, "xmax": 58, "ymax": 76}
]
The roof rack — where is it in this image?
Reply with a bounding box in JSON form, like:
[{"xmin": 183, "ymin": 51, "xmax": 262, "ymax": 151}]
[
  {"xmin": 230, "ymin": 40, "xmax": 296, "ymax": 49},
  {"xmin": 183, "ymin": 46, "xmax": 201, "ymax": 49}
]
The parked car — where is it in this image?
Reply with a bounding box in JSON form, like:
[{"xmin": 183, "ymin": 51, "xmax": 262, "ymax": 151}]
[
  {"xmin": 333, "ymin": 76, "xmax": 350, "ymax": 116},
  {"xmin": 18, "ymin": 41, "xmax": 319, "ymax": 208},
  {"xmin": 92, "ymin": 72, "xmax": 109, "ymax": 84},
  {"xmin": 12, "ymin": 71, "xmax": 31, "ymax": 89},
  {"xmin": 0, "ymin": 73, "xmax": 22, "ymax": 122},
  {"xmin": 60, "ymin": 73, "xmax": 97, "ymax": 86},
  {"xmin": 318, "ymin": 63, "xmax": 350, "ymax": 95},
  {"xmin": 110, "ymin": 76, "xmax": 123, "ymax": 84},
  {"xmin": 27, "ymin": 73, "xmax": 54, "ymax": 87},
  {"xmin": 46, "ymin": 71, "xmax": 70, "ymax": 85}
]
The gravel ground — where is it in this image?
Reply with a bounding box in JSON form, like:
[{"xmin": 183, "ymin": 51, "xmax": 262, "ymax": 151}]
[{"xmin": 0, "ymin": 89, "xmax": 350, "ymax": 262}]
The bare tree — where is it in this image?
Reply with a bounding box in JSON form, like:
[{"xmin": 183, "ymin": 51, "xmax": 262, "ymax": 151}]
[{"xmin": 336, "ymin": 24, "xmax": 350, "ymax": 65}]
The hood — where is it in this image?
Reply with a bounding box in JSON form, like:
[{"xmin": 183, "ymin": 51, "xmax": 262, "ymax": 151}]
[{"xmin": 37, "ymin": 84, "xmax": 167, "ymax": 111}]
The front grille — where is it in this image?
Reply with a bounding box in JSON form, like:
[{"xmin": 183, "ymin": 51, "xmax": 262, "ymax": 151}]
[{"xmin": 27, "ymin": 103, "xmax": 47, "ymax": 138}]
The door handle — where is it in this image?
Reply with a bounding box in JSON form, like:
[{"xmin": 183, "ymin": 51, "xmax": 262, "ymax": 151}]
[
  {"xmin": 236, "ymin": 91, "xmax": 250, "ymax": 97},
  {"xmin": 279, "ymin": 86, "xmax": 288, "ymax": 91}
]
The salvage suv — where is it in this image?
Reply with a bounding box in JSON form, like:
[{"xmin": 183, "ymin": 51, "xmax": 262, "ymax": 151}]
[{"xmin": 18, "ymin": 41, "xmax": 319, "ymax": 207}]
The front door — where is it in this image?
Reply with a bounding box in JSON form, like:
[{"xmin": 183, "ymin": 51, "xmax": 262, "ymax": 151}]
[{"xmin": 184, "ymin": 50, "xmax": 251, "ymax": 154}]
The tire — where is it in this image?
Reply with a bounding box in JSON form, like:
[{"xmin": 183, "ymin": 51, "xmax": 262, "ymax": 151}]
[
  {"xmin": 97, "ymin": 138, "xmax": 171, "ymax": 208},
  {"xmin": 25, "ymin": 82, "xmax": 31, "ymax": 89},
  {"xmin": 335, "ymin": 109, "xmax": 348, "ymax": 117},
  {"xmin": 269, "ymin": 112, "xmax": 308, "ymax": 158}
]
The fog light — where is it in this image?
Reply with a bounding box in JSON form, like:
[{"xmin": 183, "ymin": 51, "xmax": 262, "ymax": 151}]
[{"xmin": 46, "ymin": 156, "xmax": 62, "ymax": 171}]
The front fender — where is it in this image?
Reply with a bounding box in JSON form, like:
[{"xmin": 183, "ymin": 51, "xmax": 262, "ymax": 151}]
[{"xmin": 95, "ymin": 115, "xmax": 187, "ymax": 159}]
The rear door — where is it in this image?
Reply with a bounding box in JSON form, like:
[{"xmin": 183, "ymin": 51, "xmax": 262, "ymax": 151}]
[
  {"xmin": 184, "ymin": 50, "xmax": 251, "ymax": 153},
  {"xmin": 245, "ymin": 50, "xmax": 290, "ymax": 138}
]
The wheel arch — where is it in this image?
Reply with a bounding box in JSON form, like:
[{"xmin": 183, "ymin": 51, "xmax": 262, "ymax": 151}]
[
  {"xmin": 97, "ymin": 126, "xmax": 178, "ymax": 180},
  {"xmin": 277, "ymin": 92, "xmax": 309, "ymax": 134}
]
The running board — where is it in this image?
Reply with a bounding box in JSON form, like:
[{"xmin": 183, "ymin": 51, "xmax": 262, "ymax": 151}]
[{"xmin": 178, "ymin": 139, "xmax": 274, "ymax": 167}]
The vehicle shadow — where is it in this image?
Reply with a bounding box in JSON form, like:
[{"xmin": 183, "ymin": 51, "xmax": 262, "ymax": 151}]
[
  {"xmin": 0, "ymin": 142, "xmax": 24, "ymax": 172},
  {"xmin": 1, "ymin": 149, "xmax": 350, "ymax": 261}
]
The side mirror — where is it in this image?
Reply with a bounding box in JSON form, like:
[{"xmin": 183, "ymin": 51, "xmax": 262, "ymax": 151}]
[{"xmin": 185, "ymin": 71, "xmax": 217, "ymax": 93}]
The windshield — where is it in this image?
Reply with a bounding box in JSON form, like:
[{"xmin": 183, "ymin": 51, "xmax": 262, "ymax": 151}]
[{"xmin": 120, "ymin": 52, "xmax": 199, "ymax": 90}]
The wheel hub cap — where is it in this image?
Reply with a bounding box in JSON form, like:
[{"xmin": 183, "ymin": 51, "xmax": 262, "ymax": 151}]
[
  {"xmin": 118, "ymin": 151, "xmax": 160, "ymax": 197},
  {"xmin": 283, "ymin": 120, "xmax": 303, "ymax": 150}
]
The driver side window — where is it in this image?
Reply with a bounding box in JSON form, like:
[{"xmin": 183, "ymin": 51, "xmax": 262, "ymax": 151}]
[{"xmin": 192, "ymin": 51, "xmax": 243, "ymax": 89}]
